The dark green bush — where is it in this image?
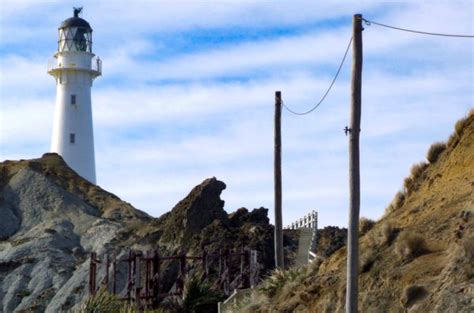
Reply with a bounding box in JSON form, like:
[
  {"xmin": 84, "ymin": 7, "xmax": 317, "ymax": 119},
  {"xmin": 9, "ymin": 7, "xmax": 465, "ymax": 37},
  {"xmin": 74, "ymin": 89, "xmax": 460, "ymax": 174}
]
[{"xmin": 183, "ymin": 278, "xmax": 225, "ymax": 313}]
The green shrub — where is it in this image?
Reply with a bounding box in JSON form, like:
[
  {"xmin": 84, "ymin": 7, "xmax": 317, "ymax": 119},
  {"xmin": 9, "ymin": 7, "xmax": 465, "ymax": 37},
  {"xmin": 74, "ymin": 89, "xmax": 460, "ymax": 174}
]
[
  {"xmin": 75, "ymin": 289, "xmax": 171, "ymax": 313},
  {"xmin": 258, "ymin": 267, "xmax": 306, "ymax": 298},
  {"xmin": 395, "ymin": 231, "xmax": 427, "ymax": 260},
  {"xmin": 426, "ymin": 142, "xmax": 446, "ymax": 164},
  {"xmin": 183, "ymin": 278, "xmax": 225, "ymax": 313},
  {"xmin": 76, "ymin": 289, "xmax": 123, "ymax": 313}
]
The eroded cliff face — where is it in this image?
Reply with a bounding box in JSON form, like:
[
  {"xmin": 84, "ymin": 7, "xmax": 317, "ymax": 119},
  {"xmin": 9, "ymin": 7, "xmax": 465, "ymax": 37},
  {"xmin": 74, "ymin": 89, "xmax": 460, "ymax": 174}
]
[
  {"xmin": 0, "ymin": 165, "xmax": 120, "ymax": 312},
  {"xmin": 0, "ymin": 154, "xmax": 282, "ymax": 312}
]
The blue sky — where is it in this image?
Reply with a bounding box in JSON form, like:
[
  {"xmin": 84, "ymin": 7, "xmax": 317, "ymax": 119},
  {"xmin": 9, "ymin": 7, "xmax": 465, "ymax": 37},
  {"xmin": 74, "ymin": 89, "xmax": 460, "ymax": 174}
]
[{"xmin": 1, "ymin": 1, "xmax": 473, "ymax": 228}]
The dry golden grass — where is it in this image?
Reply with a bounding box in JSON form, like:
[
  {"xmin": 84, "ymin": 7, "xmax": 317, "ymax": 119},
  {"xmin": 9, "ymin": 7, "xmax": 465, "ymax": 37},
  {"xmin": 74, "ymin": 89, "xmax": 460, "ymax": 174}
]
[
  {"xmin": 455, "ymin": 117, "xmax": 468, "ymax": 137},
  {"xmin": 395, "ymin": 230, "xmax": 428, "ymax": 260},
  {"xmin": 400, "ymin": 285, "xmax": 428, "ymax": 309},
  {"xmin": 461, "ymin": 235, "xmax": 474, "ymax": 260},
  {"xmin": 359, "ymin": 217, "xmax": 376, "ymax": 235},
  {"xmin": 360, "ymin": 248, "xmax": 376, "ymax": 273},
  {"xmin": 404, "ymin": 162, "xmax": 429, "ymax": 194},
  {"xmin": 241, "ymin": 112, "xmax": 474, "ymax": 312},
  {"xmin": 368, "ymin": 221, "xmax": 397, "ymax": 246},
  {"xmin": 426, "ymin": 142, "xmax": 446, "ymax": 163},
  {"xmin": 385, "ymin": 191, "xmax": 405, "ymax": 214}
]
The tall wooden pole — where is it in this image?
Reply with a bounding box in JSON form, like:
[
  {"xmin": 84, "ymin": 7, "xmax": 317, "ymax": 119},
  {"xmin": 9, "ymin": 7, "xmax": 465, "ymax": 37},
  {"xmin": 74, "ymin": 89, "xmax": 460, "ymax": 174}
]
[
  {"xmin": 274, "ymin": 91, "xmax": 284, "ymax": 268},
  {"xmin": 346, "ymin": 14, "xmax": 363, "ymax": 313}
]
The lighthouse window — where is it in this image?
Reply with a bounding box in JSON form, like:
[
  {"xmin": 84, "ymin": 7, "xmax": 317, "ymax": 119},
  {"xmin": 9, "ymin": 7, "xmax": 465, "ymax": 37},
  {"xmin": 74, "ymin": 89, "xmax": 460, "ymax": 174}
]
[
  {"xmin": 71, "ymin": 95, "xmax": 76, "ymax": 105},
  {"xmin": 58, "ymin": 27, "xmax": 92, "ymax": 53},
  {"xmin": 74, "ymin": 28, "xmax": 88, "ymax": 51},
  {"xmin": 70, "ymin": 133, "xmax": 76, "ymax": 144}
]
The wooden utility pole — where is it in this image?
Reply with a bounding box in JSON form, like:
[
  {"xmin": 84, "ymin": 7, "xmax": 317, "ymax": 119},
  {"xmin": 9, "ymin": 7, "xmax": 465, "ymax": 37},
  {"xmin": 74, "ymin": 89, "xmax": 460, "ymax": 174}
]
[
  {"xmin": 274, "ymin": 91, "xmax": 284, "ymax": 268},
  {"xmin": 346, "ymin": 14, "xmax": 363, "ymax": 313}
]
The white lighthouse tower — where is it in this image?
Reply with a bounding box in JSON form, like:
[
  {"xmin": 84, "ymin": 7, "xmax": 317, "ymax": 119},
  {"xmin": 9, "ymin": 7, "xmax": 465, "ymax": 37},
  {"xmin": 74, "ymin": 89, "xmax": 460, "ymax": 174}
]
[{"xmin": 48, "ymin": 8, "xmax": 101, "ymax": 184}]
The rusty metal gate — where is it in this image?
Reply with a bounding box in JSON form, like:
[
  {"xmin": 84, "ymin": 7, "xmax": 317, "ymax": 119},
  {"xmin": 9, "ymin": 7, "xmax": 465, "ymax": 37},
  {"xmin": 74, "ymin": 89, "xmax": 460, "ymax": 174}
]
[{"xmin": 89, "ymin": 247, "xmax": 259, "ymax": 309}]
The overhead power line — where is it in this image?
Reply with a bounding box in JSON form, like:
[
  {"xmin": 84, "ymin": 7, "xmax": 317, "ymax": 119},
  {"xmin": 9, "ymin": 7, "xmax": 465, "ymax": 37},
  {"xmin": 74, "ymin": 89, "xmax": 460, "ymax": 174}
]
[
  {"xmin": 283, "ymin": 36, "xmax": 353, "ymax": 116},
  {"xmin": 362, "ymin": 18, "xmax": 474, "ymax": 38}
]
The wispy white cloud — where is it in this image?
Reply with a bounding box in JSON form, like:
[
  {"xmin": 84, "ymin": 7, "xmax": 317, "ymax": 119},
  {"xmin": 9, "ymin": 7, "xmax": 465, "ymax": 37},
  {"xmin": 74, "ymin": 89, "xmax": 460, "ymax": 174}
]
[{"xmin": 1, "ymin": 1, "xmax": 473, "ymax": 228}]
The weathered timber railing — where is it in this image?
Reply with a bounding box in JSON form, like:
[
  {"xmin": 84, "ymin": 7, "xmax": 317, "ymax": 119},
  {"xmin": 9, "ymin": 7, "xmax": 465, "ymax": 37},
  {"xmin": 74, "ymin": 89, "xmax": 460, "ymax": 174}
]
[{"xmin": 89, "ymin": 247, "xmax": 259, "ymax": 310}]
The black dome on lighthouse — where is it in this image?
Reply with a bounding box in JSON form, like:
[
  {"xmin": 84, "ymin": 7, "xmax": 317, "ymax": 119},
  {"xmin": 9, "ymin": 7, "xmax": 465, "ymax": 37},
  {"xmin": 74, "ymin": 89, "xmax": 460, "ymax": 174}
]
[
  {"xmin": 59, "ymin": 7, "xmax": 92, "ymax": 30},
  {"xmin": 59, "ymin": 17, "xmax": 91, "ymax": 30}
]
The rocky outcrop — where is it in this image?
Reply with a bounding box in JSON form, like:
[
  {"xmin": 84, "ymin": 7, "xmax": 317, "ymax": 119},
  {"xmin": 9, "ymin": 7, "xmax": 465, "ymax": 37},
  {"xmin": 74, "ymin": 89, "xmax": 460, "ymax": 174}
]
[
  {"xmin": 158, "ymin": 177, "xmax": 229, "ymax": 247},
  {"xmin": 0, "ymin": 154, "xmax": 290, "ymax": 312},
  {"xmin": 0, "ymin": 165, "xmax": 122, "ymax": 312},
  {"xmin": 316, "ymin": 226, "xmax": 347, "ymax": 258},
  {"xmin": 229, "ymin": 207, "xmax": 269, "ymax": 227}
]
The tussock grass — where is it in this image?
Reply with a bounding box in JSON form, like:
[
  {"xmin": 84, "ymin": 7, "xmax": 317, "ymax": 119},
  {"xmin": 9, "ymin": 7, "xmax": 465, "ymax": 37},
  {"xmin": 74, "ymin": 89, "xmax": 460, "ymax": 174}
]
[
  {"xmin": 369, "ymin": 221, "xmax": 397, "ymax": 246},
  {"xmin": 242, "ymin": 265, "xmax": 312, "ymax": 312},
  {"xmin": 258, "ymin": 266, "xmax": 307, "ymax": 298},
  {"xmin": 403, "ymin": 176, "xmax": 414, "ymax": 194},
  {"xmin": 385, "ymin": 191, "xmax": 405, "ymax": 214},
  {"xmin": 426, "ymin": 142, "xmax": 446, "ymax": 164},
  {"xmin": 395, "ymin": 230, "xmax": 428, "ymax": 260},
  {"xmin": 404, "ymin": 162, "xmax": 429, "ymax": 194},
  {"xmin": 182, "ymin": 277, "xmax": 225, "ymax": 312},
  {"xmin": 455, "ymin": 117, "xmax": 468, "ymax": 137},
  {"xmin": 447, "ymin": 112, "xmax": 471, "ymax": 146},
  {"xmin": 360, "ymin": 249, "xmax": 376, "ymax": 273},
  {"xmin": 75, "ymin": 281, "xmax": 222, "ymax": 313},
  {"xmin": 461, "ymin": 235, "xmax": 474, "ymax": 260},
  {"xmin": 241, "ymin": 292, "xmax": 270, "ymax": 313},
  {"xmin": 401, "ymin": 285, "xmax": 428, "ymax": 309},
  {"xmin": 381, "ymin": 222, "xmax": 397, "ymax": 245},
  {"xmin": 359, "ymin": 217, "xmax": 375, "ymax": 236},
  {"xmin": 461, "ymin": 235, "xmax": 474, "ymax": 279},
  {"xmin": 75, "ymin": 289, "xmax": 131, "ymax": 313},
  {"xmin": 410, "ymin": 162, "xmax": 428, "ymax": 179}
]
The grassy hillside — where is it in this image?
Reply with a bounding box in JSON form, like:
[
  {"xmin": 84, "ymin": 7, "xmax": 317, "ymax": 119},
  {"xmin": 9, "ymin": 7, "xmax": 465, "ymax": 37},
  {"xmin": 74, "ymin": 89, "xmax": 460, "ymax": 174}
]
[{"xmin": 243, "ymin": 110, "xmax": 474, "ymax": 313}]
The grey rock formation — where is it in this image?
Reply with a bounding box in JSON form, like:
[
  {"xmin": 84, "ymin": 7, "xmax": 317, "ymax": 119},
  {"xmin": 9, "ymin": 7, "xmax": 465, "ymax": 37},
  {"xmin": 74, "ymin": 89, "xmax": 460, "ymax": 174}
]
[
  {"xmin": 0, "ymin": 155, "xmax": 280, "ymax": 312},
  {"xmin": 0, "ymin": 167, "xmax": 121, "ymax": 312},
  {"xmin": 0, "ymin": 202, "xmax": 20, "ymax": 240}
]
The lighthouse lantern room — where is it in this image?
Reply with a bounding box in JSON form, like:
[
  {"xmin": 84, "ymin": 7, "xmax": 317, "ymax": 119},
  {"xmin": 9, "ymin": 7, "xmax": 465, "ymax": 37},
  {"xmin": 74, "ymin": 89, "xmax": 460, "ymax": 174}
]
[{"xmin": 48, "ymin": 8, "xmax": 101, "ymax": 184}]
